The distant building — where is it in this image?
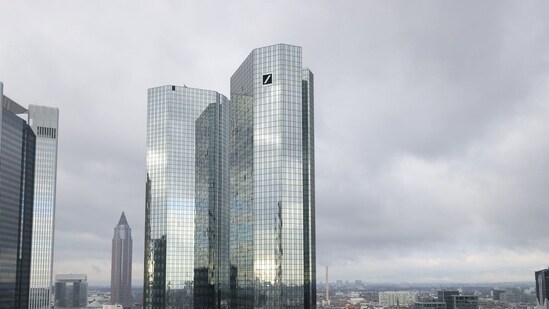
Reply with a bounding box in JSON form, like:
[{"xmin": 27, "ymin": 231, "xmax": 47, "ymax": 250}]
[
  {"xmin": 536, "ymin": 268, "xmax": 549, "ymax": 308},
  {"xmin": 54, "ymin": 274, "xmax": 88, "ymax": 308},
  {"xmin": 111, "ymin": 212, "xmax": 132, "ymax": 308},
  {"xmin": 491, "ymin": 289, "xmax": 505, "ymax": 301},
  {"xmin": 438, "ymin": 290, "xmax": 460, "ymax": 309},
  {"xmin": 102, "ymin": 305, "xmax": 123, "ymax": 309},
  {"xmin": 415, "ymin": 301, "xmax": 446, "ymax": 309},
  {"xmin": 86, "ymin": 300, "xmax": 102, "ymax": 308},
  {"xmin": 452, "ymin": 295, "xmax": 478, "ymax": 309},
  {"xmin": 0, "ymin": 82, "xmax": 36, "ymax": 308},
  {"xmin": 379, "ymin": 291, "xmax": 418, "ymax": 307},
  {"xmin": 500, "ymin": 288, "xmax": 525, "ymax": 303}
]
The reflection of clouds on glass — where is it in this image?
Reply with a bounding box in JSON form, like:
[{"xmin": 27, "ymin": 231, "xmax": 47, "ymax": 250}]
[
  {"xmin": 144, "ymin": 44, "xmax": 315, "ymax": 307},
  {"xmin": 145, "ymin": 86, "xmax": 229, "ymax": 307},
  {"xmin": 254, "ymin": 258, "xmax": 277, "ymax": 282},
  {"xmin": 230, "ymin": 44, "xmax": 314, "ymax": 307},
  {"xmin": 146, "ymin": 149, "xmax": 166, "ymax": 167}
]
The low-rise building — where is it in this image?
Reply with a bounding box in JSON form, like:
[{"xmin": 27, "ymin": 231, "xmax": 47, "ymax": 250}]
[
  {"xmin": 379, "ymin": 291, "xmax": 418, "ymax": 307},
  {"xmin": 55, "ymin": 274, "xmax": 88, "ymax": 308},
  {"xmin": 415, "ymin": 301, "xmax": 446, "ymax": 309}
]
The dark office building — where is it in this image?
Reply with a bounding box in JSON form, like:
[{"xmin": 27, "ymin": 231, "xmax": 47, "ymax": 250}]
[
  {"xmin": 536, "ymin": 268, "xmax": 549, "ymax": 307},
  {"xmin": 492, "ymin": 289, "xmax": 505, "ymax": 301},
  {"xmin": 0, "ymin": 83, "xmax": 36, "ymax": 309}
]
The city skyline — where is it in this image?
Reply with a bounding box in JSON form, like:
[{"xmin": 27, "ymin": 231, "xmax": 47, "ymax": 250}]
[{"xmin": 1, "ymin": 0, "xmax": 549, "ymax": 285}]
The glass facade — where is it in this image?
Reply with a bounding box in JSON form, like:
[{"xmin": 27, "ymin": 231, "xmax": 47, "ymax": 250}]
[
  {"xmin": 0, "ymin": 97, "xmax": 36, "ymax": 309},
  {"xmin": 302, "ymin": 68, "xmax": 316, "ymax": 307},
  {"xmin": 28, "ymin": 105, "xmax": 59, "ymax": 309},
  {"xmin": 194, "ymin": 102, "xmax": 230, "ymax": 308},
  {"xmin": 536, "ymin": 269, "xmax": 549, "ymax": 306},
  {"xmin": 111, "ymin": 212, "xmax": 133, "ymax": 308},
  {"xmin": 230, "ymin": 44, "xmax": 316, "ymax": 308},
  {"xmin": 145, "ymin": 86, "xmax": 229, "ymax": 308},
  {"xmin": 144, "ymin": 44, "xmax": 315, "ymax": 308}
]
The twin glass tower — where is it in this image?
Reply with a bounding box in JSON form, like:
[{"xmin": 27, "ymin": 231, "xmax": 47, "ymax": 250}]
[{"xmin": 145, "ymin": 44, "xmax": 315, "ymax": 308}]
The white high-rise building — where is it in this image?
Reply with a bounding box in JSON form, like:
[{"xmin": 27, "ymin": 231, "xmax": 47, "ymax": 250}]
[{"xmin": 28, "ymin": 105, "xmax": 59, "ymax": 309}]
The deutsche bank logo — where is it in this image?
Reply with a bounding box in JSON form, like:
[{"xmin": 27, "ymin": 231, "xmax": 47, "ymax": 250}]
[{"xmin": 262, "ymin": 74, "xmax": 273, "ymax": 85}]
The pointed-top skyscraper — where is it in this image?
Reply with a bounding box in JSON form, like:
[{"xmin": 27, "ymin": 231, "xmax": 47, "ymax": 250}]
[
  {"xmin": 111, "ymin": 212, "xmax": 133, "ymax": 308},
  {"xmin": 118, "ymin": 212, "xmax": 129, "ymax": 226}
]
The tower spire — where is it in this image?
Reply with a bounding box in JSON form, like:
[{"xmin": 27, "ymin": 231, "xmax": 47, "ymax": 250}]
[{"xmin": 117, "ymin": 211, "xmax": 128, "ymax": 226}]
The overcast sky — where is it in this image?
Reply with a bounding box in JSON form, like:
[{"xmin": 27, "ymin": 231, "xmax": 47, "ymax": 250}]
[{"xmin": 2, "ymin": 0, "xmax": 549, "ymax": 285}]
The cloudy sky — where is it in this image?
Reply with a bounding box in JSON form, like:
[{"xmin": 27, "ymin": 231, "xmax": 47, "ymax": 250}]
[{"xmin": 2, "ymin": 0, "xmax": 549, "ymax": 285}]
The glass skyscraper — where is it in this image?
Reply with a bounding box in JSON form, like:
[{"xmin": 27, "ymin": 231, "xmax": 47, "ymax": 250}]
[
  {"xmin": 27, "ymin": 105, "xmax": 59, "ymax": 309},
  {"xmin": 0, "ymin": 83, "xmax": 36, "ymax": 309},
  {"xmin": 144, "ymin": 43, "xmax": 315, "ymax": 309},
  {"xmin": 145, "ymin": 86, "xmax": 229, "ymax": 308},
  {"xmin": 537, "ymin": 268, "xmax": 549, "ymax": 308},
  {"xmin": 193, "ymin": 102, "xmax": 230, "ymax": 308},
  {"xmin": 230, "ymin": 44, "xmax": 315, "ymax": 308},
  {"xmin": 111, "ymin": 212, "xmax": 133, "ymax": 308}
]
